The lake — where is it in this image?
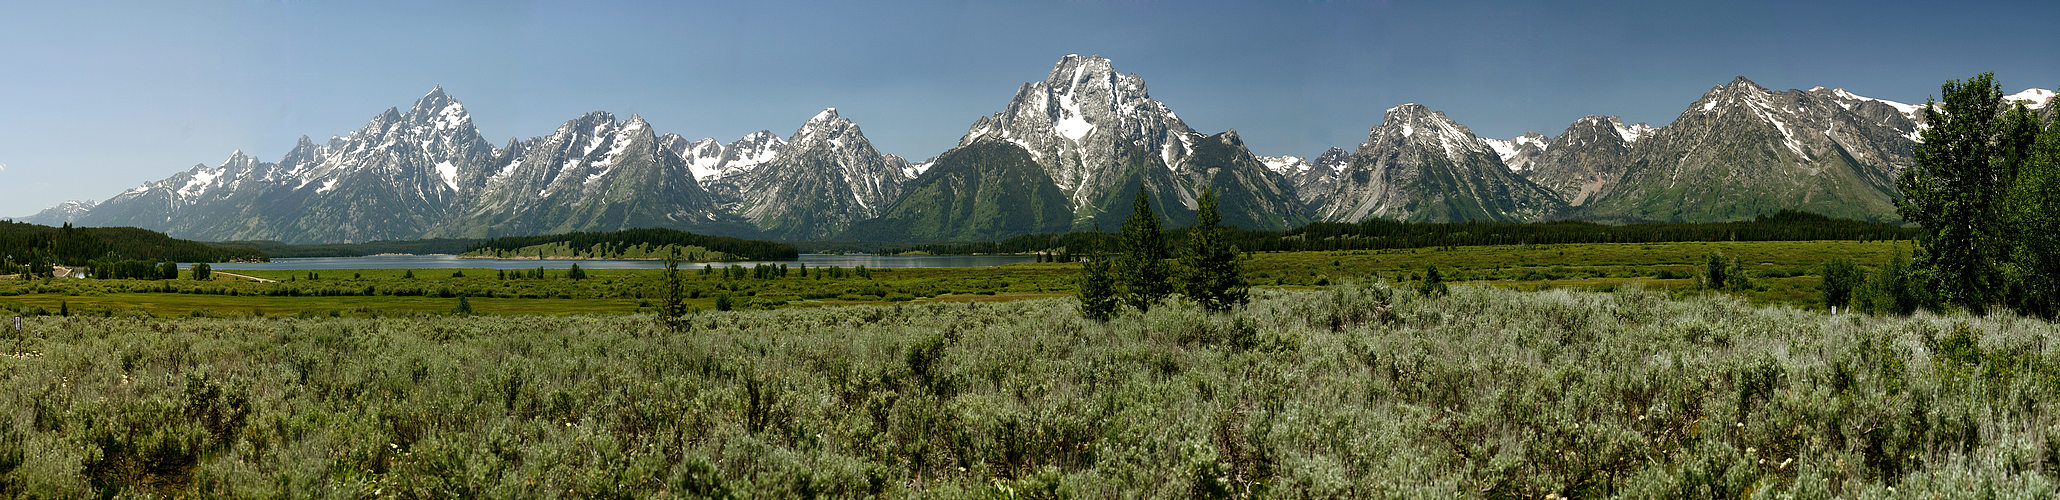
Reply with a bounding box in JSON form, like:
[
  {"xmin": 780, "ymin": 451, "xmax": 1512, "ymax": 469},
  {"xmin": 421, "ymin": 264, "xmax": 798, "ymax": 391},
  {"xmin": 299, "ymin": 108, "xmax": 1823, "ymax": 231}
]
[{"xmin": 209, "ymin": 254, "xmax": 1038, "ymax": 271}]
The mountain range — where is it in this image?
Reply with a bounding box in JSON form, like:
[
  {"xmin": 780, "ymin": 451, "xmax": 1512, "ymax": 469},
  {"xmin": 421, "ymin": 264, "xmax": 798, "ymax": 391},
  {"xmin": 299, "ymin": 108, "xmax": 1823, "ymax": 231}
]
[{"xmin": 21, "ymin": 56, "xmax": 2059, "ymax": 243}]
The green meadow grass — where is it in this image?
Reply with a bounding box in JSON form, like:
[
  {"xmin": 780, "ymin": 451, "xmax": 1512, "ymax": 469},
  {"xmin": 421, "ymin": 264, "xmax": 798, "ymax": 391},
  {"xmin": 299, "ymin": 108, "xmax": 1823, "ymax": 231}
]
[{"xmin": 0, "ymin": 241, "xmax": 1901, "ymax": 318}]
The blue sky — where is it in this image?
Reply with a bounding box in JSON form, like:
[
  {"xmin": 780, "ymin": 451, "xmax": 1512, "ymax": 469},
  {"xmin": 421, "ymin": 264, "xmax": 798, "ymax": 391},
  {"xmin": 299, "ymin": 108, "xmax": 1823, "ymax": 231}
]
[{"xmin": 4, "ymin": 0, "xmax": 2057, "ymax": 218}]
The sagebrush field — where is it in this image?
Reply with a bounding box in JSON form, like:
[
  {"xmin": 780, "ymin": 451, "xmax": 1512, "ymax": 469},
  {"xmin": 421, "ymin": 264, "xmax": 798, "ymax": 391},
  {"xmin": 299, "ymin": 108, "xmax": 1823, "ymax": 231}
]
[{"xmin": 3, "ymin": 280, "xmax": 2057, "ymax": 497}]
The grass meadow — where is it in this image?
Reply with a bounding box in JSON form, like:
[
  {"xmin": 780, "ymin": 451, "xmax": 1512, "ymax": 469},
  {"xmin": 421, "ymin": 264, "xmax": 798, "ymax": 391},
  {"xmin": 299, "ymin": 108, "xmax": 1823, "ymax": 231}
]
[
  {"xmin": 2, "ymin": 278, "xmax": 2058, "ymax": 497},
  {"xmin": 0, "ymin": 241, "xmax": 1902, "ymax": 319}
]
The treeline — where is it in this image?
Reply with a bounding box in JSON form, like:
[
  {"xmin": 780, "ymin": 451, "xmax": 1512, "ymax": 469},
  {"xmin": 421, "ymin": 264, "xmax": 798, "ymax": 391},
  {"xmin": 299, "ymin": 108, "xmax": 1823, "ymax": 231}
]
[
  {"xmin": 0, "ymin": 221, "xmax": 263, "ymax": 276},
  {"xmin": 464, "ymin": 228, "xmax": 799, "ymax": 261},
  {"xmin": 889, "ymin": 210, "xmax": 1917, "ymax": 256},
  {"xmin": 215, "ymin": 238, "xmax": 479, "ymax": 258}
]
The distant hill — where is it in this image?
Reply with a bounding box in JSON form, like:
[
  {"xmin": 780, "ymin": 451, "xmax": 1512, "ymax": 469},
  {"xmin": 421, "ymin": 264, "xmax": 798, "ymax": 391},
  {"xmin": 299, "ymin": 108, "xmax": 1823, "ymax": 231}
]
[
  {"xmin": 0, "ymin": 220, "xmax": 263, "ymax": 273},
  {"xmin": 460, "ymin": 228, "xmax": 798, "ymax": 261}
]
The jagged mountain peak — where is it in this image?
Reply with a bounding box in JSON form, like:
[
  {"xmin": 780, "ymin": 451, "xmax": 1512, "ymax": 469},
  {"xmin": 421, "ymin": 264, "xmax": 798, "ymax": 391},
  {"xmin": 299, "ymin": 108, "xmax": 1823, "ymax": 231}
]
[
  {"xmin": 217, "ymin": 150, "xmax": 260, "ymax": 172},
  {"xmin": 1370, "ymin": 104, "xmax": 1486, "ymax": 158},
  {"xmin": 789, "ymin": 108, "xmax": 872, "ymax": 153},
  {"xmin": 809, "ymin": 107, "xmax": 840, "ymax": 124},
  {"xmin": 1723, "ymin": 75, "xmax": 1765, "ymax": 92},
  {"xmin": 1315, "ymin": 147, "xmax": 1350, "ymax": 166},
  {"xmin": 1216, "ymin": 129, "xmax": 1243, "ymax": 147}
]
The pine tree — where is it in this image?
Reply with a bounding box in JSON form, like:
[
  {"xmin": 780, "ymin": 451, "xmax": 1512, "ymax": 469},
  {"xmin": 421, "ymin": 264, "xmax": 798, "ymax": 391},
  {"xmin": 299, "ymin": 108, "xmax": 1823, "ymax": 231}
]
[
  {"xmin": 1077, "ymin": 227, "xmax": 1120, "ymax": 321},
  {"xmin": 662, "ymin": 248, "xmax": 688, "ymax": 333},
  {"xmin": 1117, "ymin": 190, "xmax": 1171, "ymax": 312},
  {"xmin": 1417, "ymin": 264, "xmax": 1448, "ymax": 297},
  {"xmin": 1178, "ymin": 189, "xmax": 1247, "ymax": 312},
  {"xmin": 1898, "ymin": 72, "xmax": 2012, "ymax": 312}
]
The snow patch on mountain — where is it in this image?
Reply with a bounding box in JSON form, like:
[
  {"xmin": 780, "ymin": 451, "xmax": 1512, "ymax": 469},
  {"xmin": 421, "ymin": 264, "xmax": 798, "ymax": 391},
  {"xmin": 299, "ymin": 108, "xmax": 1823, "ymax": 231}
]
[
  {"xmin": 435, "ymin": 161, "xmax": 458, "ymax": 191},
  {"xmin": 2005, "ymin": 88, "xmax": 2056, "ymax": 109}
]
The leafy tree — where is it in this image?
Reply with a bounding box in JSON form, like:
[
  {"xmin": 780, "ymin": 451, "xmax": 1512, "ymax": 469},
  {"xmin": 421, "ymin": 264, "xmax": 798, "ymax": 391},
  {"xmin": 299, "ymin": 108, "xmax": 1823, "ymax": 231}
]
[
  {"xmin": 1897, "ymin": 72, "xmax": 2020, "ymax": 312},
  {"xmin": 566, "ymin": 263, "xmax": 587, "ymax": 280},
  {"xmin": 1819, "ymin": 258, "xmax": 1863, "ymax": 313},
  {"xmin": 2005, "ymin": 108, "xmax": 2060, "ymax": 318},
  {"xmin": 1117, "ymin": 190, "xmax": 1172, "ymax": 311},
  {"xmin": 191, "ymin": 263, "xmax": 211, "ymax": 281},
  {"xmin": 714, "ymin": 292, "xmax": 734, "ymax": 312},
  {"xmin": 1179, "ymin": 189, "xmax": 1249, "ymax": 312},
  {"xmin": 1077, "ymin": 229, "xmax": 1120, "ymax": 321},
  {"xmin": 1859, "ymin": 245, "xmax": 1921, "ymax": 316},
  {"xmin": 453, "ymin": 296, "xmax": 475, "ymax": 316}
]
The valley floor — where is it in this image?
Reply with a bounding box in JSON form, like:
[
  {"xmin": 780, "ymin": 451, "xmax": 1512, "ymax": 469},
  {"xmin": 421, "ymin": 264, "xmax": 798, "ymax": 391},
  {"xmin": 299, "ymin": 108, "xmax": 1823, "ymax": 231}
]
[
  {"xmin": 0, "ymin": 240, "xmax": 1900, "ymax": 319},
  {"xmin": 1, "ymin": 282, "xmax": 2056, "ymax": 497}
]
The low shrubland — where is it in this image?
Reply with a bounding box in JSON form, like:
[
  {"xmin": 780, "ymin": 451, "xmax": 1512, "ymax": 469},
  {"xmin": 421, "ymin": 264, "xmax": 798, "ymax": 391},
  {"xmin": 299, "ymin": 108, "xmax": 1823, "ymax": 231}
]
[{"xmin": 2, "ymin": 281, "xmax": 2056, "ymax": 497}]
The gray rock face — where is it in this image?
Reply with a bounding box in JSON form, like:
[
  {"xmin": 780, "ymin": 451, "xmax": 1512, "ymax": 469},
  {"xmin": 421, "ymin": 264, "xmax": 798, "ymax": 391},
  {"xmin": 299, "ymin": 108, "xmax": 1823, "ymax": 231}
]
[
  {"xmin": 1484, "ymin": 132, "xmax": 1551, "ymax": 174},
  {"xmin": 961, "ymin": 54, "xmax": 1306, "ymax": 229},
  {"xmin": 1315, "ymin": 104, "xmax": 1565, "ymax": 223},
  {"xmin": 438, "ymin": 112, "xmax": 738, "ymax": 238},
  {"xmin": 30, "ymin": 86, "xmax": 501, "ymax": 243},
  {"xmin": 730, "ymin": 108, "xmax": 911, "ymax": 240},
  {"xmin": 1581, "ymin": 77, "xmax": 1923, "ymax": 222},
  {"xmin": 1260, "ymin": 147, "xmax": 1350, "ymax": 209},
  {"xmin": 960, "ymin": 55, "xmax": 1198, "ymax": 220},
  {"xmin": 1522, "ymin": 116, "xmax": 1644, "ymax": 206}
]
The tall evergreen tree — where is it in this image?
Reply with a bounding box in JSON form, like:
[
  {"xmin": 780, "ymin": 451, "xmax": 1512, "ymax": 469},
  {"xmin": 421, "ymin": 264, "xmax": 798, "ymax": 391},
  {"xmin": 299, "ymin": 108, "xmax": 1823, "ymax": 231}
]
[
  {"xmin": 1118, "ymin": 190, "xmax": 1172, "ymax": 312},
  {"xmin": 1898, "ymin": 72, "xmax": 2010, "ymax": 312},
  {"xmin": 1179, "ymin": 189, "xmax": 1247, "ymax": 312},
  {"xmin": 1077, "ymin": 228, "xmax": 1120, "ymax": 321},
  {"xmin": 661, "ymin": 248, "xmax": 688, "ymax": 333}
]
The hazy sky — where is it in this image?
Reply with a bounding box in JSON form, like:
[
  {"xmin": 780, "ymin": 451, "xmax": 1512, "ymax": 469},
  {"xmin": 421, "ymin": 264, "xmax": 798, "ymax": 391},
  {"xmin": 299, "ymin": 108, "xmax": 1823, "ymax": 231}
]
[{"xmin": 4, "ymin": 0, "xmax": 2057, "ymax": 217}]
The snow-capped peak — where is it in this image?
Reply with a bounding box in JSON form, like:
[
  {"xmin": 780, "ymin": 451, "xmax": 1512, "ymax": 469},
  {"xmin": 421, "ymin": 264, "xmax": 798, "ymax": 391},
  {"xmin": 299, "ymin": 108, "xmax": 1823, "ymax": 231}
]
[
  {"xmin": 2004, "ymin": 88, "xmax": 2056, "ymax": 109},
  {"xmin": 1258, "ymin": 155, "xmax": 1309, "ymax": 175},
  {"xmin": 1821, "ymin": 87, "xmax": 1922, "ymax": 117},
  {"xmin": 809, "ymin": 108, "xmax": 840, "ymax": 124}
]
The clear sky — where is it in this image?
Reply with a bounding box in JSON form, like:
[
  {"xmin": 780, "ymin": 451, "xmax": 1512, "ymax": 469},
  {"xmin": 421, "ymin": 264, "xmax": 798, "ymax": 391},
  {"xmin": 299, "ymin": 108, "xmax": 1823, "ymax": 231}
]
[{"xmin": 4, "ymin": 0, "xmax": 2057, "ymax": 218}]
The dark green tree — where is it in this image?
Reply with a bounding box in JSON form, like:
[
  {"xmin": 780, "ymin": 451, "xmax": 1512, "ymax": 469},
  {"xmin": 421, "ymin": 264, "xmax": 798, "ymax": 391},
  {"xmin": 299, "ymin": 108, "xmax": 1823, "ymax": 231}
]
[
  {"xmin": 1897, "ymin": 73, "xmax": 2017, "ymax": 312},
  {"xmin": 2006, "ymin": 108, "xmax": 2060, "ymax": 318},
  {"xmin": 1417, "ymin": 264, "xmax": 1448, "ymax": 297},
  {"xmin": 1860, "ymin": 245, "xmax": 1922, "ymax": 316},
  {"xmin": 566, "ymin": 263, "xmax": 587, "ymax": 280},
  {"xmin": 1117, "ymin": 190, "xmax": 1172, "ymax": 311},
  {"xmin": 1178, "ymin": 189, "xmax": 1247, "ymax": 312},
  {"xmin": 662, "ymin": 248, "xmax": 689, "ymax": 333},
  {"xmin": 1701, "ymin": 253, "xmax": 1729, "ymax": 291},
  {"xmin": 1077, "ymin": 227, "xmax": 1120, "ymax": 321},
  {"xmin": 453, "ymin": 296, "xmax": 475, "ymax": 315},
  {"xmin": 191, "ymin": 262, "xmax": 211, "ymax": 281},
  {"xmin": 1819, "ymin": 258, "xmax": 1864, "ymax": 313}
]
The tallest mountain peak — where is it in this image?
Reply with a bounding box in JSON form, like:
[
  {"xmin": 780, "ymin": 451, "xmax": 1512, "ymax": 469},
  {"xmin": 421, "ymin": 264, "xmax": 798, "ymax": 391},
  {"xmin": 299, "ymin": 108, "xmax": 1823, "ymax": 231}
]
[
  {"xmin": 809, "ymin": 107, "xmax": 841, "ymax": 124},
  {"xmin": 1047, "ymin": 54, "xmax": 1116, "ymax": 82}
]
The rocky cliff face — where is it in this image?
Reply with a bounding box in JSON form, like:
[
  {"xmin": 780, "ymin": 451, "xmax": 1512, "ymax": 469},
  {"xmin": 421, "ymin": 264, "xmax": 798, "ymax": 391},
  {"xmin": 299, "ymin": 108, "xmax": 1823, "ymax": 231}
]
[
  {"xmin": 729, "ymin": 109, "xmax": 911, "ymax": 240},
  {"xmin": 1315, "ymin": 104, "xmax": 1565, "ymax": 223},
  {"xmin": 1580, "ymin": 77, "xmax": 1922, "ymax": 222}
]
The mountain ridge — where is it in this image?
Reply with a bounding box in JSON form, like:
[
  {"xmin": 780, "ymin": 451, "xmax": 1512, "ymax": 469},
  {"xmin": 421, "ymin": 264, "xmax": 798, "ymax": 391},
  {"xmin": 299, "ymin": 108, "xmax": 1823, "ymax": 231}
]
[{"xmin": 25, "ymin": 61, "xmax": 2060, "ymax": 241}]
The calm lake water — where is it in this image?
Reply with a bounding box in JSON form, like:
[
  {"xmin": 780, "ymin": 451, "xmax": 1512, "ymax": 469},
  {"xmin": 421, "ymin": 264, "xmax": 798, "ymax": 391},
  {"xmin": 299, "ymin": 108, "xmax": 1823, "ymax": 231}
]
[{"xmin": 210, "ymin": 254, "xmax": 1037, "ymax": 271}]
